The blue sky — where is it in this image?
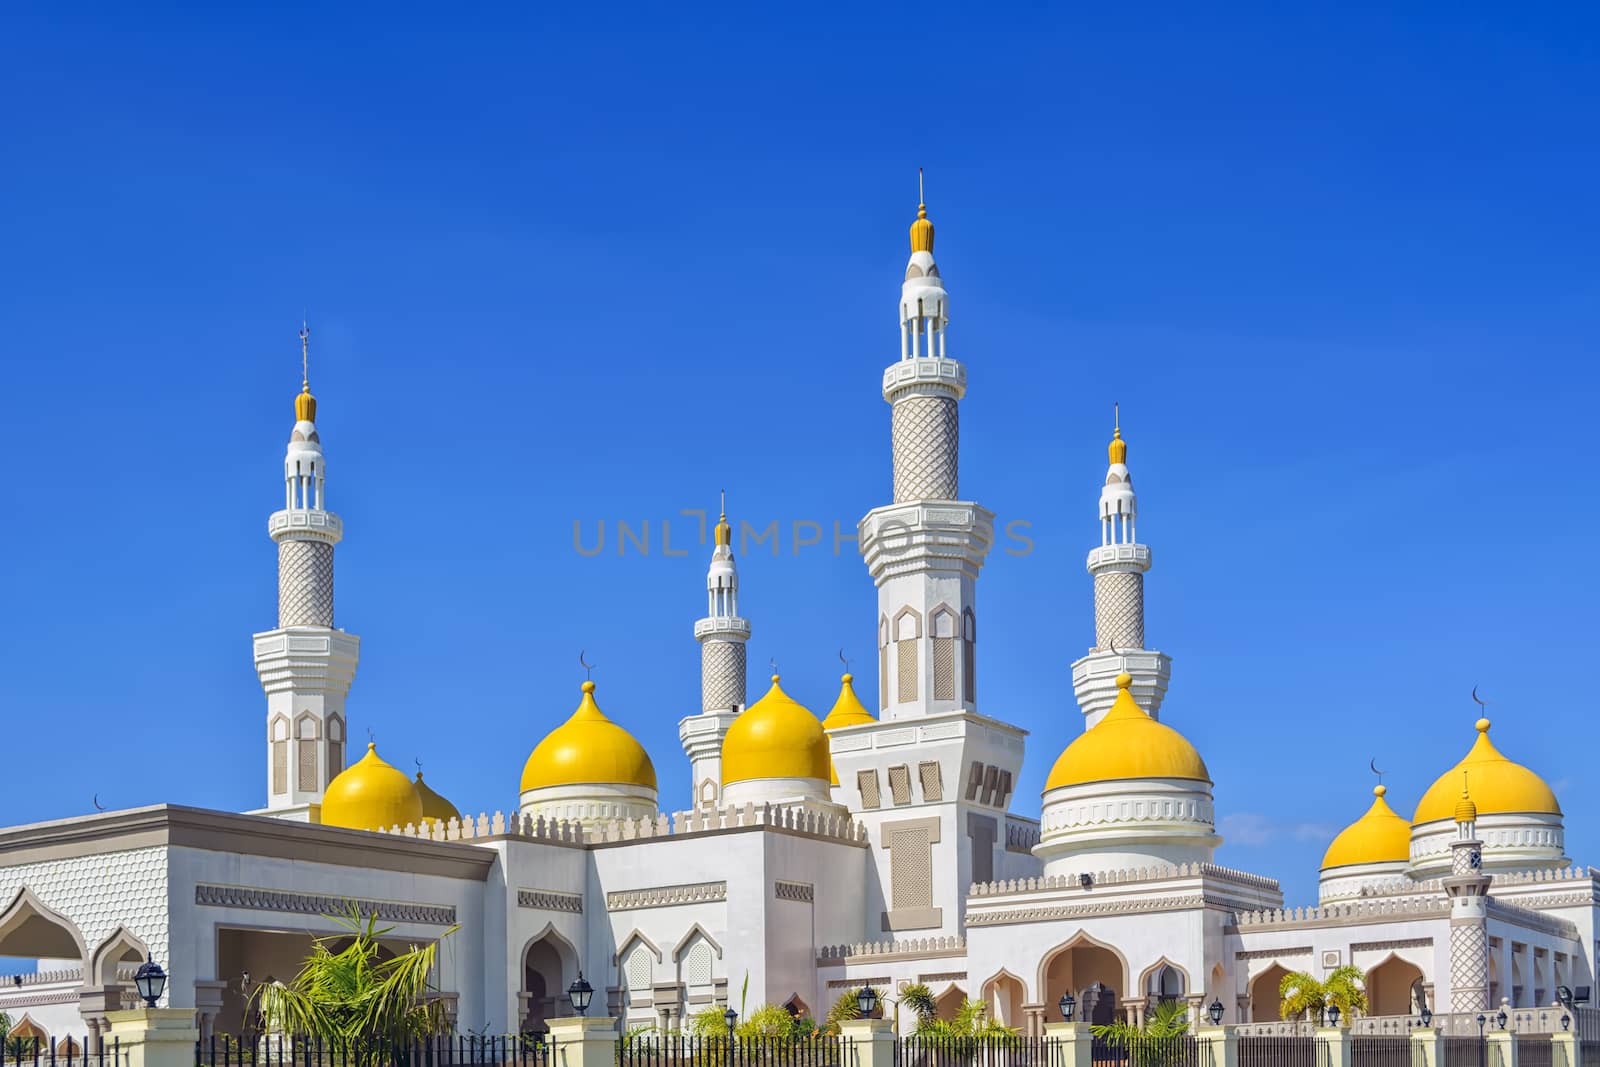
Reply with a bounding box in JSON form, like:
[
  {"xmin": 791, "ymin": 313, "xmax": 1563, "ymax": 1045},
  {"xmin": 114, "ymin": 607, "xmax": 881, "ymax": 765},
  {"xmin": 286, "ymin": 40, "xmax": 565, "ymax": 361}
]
[{"xmin": 1, "ymin": 3, "xmax": 1596, "ymax": 905}]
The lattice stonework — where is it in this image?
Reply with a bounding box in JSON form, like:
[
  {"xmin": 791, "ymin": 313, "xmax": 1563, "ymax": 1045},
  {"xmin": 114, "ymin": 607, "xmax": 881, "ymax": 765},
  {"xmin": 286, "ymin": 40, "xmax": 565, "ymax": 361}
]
[
  {"xmin": 271, "ymin": 740, "xmax": 288, "ymax": 795},
  {"xmin": 296, "ymin": 738, "xmax": 318, "ymax": 793},
  {"xmin": 897, "ymin": 638, "xmax": 918, "ymax": 702},
  {"xmin": 889, "ymin": 826, "xmax": 934, "ymax": 910},
  {"xmin": 1094, "ymin": 570, "xmax": 1144, "ymax": 649},
  {"xmin": 892, "ymin": 395, "xmax": 959, "ymax": 501},
  {"xmin": 1450, "ymin": 923, "xmax": 1489, "ymax": 1011},
  {"xmin": 933, "ymin": 637, "xmax": 956, "ymax": 700},
  {"xmin": 278, "ymin": 540, "xmax": 334, "ymax": 627},
  {"xmin": 700, "ymin": 640, "xmax": 746, "ymax": 712}
]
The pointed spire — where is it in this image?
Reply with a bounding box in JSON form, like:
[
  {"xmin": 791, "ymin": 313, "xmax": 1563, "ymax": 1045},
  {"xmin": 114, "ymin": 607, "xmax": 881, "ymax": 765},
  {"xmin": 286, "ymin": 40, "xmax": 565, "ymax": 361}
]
[
  {"xmin": 714, "ymin": 489, "xmax": 732, "ymax": 548},
  {"xmin": 295, "ymin": 322, "xmax": 317, "ymax": 423},
  {"xmin": 1108, "ymin": 402, "xmax": 1126, "ymax": 465},
  {"xmin": 910, "ymin": 168, "xmax": 935, "ymax": 253}
]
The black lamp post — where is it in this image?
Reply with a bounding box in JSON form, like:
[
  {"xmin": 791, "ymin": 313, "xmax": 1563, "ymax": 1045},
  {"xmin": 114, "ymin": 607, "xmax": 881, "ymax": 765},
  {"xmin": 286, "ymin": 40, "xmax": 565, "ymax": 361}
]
[
  {"xmin": 1059, "ymin": 993, "xmax": 1076, "ymax": 1023},
  {"xmin": 857, "ymin": 986, "xmax": 879, "ymax": 1019},
  {"xmin": 724, "ymin": 1006, "xmax": 738, "ymax": 1034},
  {"xmin": 1327, "ymin": 1004, "xmax": 1341, "ymax": 1028},
  {"xmin": 1496, "ymin": 1010, "xmax": 1507, "ymax": 1031},
  {"xmin": 1208, "ymin": 1000, "xmax": 1225, "ymax": 1026},
  {"xmin": 133, "ymin": 959, "xmax": 167, "ymax": 1008},
  {"xmin": 1420, "ymin": 1007, "xmax": 1433, "ymax": 1029},
  {"xmin": 1562, "ymin": 1015, "xmax": 1571, "ymax": 1032},
  {"xmin": 567, "ymin": 972, "xmax": 593, "ymax": 1017}
]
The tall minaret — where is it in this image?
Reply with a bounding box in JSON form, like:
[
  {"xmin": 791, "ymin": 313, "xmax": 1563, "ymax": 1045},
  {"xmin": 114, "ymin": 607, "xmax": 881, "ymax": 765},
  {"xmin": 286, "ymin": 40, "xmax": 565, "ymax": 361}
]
[
  {"xmin": 252, "ymin": 325, "xmax": 360, "ymax": 820},
  {"xmin": 859, "ymin": 178, "xmax": 994, "ymax": 720},
  {"xmin": 1444, "ymin": 776, "xmax": 1492, "ymax": 1012},
  {"xmin": 1069, "ymin": 411, "xmax": 1171, "ymax": 727},
  {"xmin": 677, "ymin": 497, "xmax": 749, "ymax": 810}
]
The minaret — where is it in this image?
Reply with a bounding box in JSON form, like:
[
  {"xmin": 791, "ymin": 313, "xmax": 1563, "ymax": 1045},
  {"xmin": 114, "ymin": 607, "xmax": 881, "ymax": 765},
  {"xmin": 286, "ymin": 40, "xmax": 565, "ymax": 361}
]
[
  {"xmin": 677, "ymin": 496, "xmax": 749, "ymax": 810},
  {"xmin": 1444, "ymin": 776, "xmax": 1492, "ymax": 1012},
  {"xmin": 1069, "ymin": 410, "xmax": 1171, "ymax": 727},
  {"xmin": 858, "ymin": 177, "xmax": 994, "ymax": 720},
  {"xmin": 252, "ymin": 325, "xmax": 359, "ymax": 820}
]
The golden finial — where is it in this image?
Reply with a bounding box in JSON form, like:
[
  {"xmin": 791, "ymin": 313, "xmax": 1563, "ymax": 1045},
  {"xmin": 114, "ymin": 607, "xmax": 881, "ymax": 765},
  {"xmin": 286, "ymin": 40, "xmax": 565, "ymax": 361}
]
[
  {"xmin": 910, "ymin": 168, "xmax": 935, "ymax": 253},
  {"xmin": 1108, "ymin": 402, "xmax": 1127, "ymax": 465},
  {"xmin": 294, "ymin": 321, "xmax": 317, "ymax": 423},
  {"xmin": 714, "ymin": 490, "xmax": 732, "ymax": 547},
  {"xmin": 1455, "ymin": 770, "xmax": 1478, "ymax": 824}
]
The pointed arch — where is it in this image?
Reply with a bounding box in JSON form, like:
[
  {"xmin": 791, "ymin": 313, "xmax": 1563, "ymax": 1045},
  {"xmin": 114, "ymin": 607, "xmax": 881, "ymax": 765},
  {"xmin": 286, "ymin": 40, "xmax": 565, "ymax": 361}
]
[
  {"xmin": 671, "ymin": 923, "xmax": 723, "ymax": 961},
  {"xmin": 979, "ymin": 967, "xmax": 1028, "ymax": 1029},
  {"xmin": 1039, "ymin": 931, "xmax": 1129, "ymax": 1027},
  {"xmin": 89, "ymin": 927, "xmax": 150, "ymax": 987},
  {"xmin": 1138, "ymin": 957, "xmax": 1191, "ymax": 999},
  {"xmin": 1249, "ymin": 963, "xmax": 1293, "ymax": 1022},
  {"xmin": 7, "ymin": 1014, "xmax": 47, "ymax": 1043},
  {"xmin": 613, "ymin": 929, "xmax": 663, "ymax": 965},
  {"xmin": 0, "ymin": 888, "xmax": 86, "ymax": 962},
  {"xmin": 521, "ymin": 923, "xmax": 579, "ymax": 971},
  {"xmin": 521, "ymin": 924, "xmax": 578, "ymax": 1034},
  {"xmin": 1365, "ymin": 952, "xmax": 1425, "ymax": 1017},
  {"xmin": 1036, "ymin": 930, "xmax": 1130, "ymax": 999},
  {"xmin": 932, "ymin": 983, "xmax": 964, "ymax": 1022}
]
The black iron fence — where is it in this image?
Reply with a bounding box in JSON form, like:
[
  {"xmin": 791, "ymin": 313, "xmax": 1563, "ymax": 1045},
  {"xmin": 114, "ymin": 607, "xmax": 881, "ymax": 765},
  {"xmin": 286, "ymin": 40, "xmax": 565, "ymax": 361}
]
[
  {"xmin": 0, "ymin": 1038, "xmax": 121, "ymax": 1067},
  {"xmin": 196, "ymin": 1035, "xmax": 548, "ymax": 1067},
  {"xmin": 898, "ymin": 1035, "xmax": 1058, "ymax": 1067},
  {"xmin": 1349, "ymin": 1036, "xmax": 1414, "ymax": 1067},
  {"xmin": 1513, "ymin": 1036, "xmax": 1552, "ymax": 1067},
  {"xmin": 1089, "ymin": 1035, "xmax": 1201, "ymax": 1067},
  {"xmin": 1237, "ymin": 1036, "xmax": 1325, "ymax": 1067},
  {"xmin": 618, "ymin": 1035, "xmax": 846, "ymax": 1067}
]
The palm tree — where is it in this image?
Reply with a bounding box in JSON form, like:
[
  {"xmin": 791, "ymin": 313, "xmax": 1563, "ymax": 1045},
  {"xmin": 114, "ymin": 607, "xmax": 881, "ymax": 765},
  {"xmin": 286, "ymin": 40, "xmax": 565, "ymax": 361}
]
[
  {"xmin": 1278, "ymin": 967, "xmax": 1369, "ymax": 1024},
  {"xmin": 250, "ymin": 904, "xmax": 458, "ymax": 1044},
  {"xmin": 900, "ymin": 984, "xmax": 937, "ymax": 1031},
  {"xmin": 1091, "ymin": 999, "xmax": 1191, "ymax": 1067}
]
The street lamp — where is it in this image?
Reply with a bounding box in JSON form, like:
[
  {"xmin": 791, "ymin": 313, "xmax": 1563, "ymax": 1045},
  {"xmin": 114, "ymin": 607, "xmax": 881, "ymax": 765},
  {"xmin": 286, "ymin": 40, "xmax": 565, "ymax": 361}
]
[
  {"xmin": 566, "ymin": 973, "xmax": 593, "ymax": 1017},
  {"xmin": 1420, "ymin": 1007, "xmax": 1433, "ymax": 1029},
  {"xmin": 1496, "ymin": 1010, "xmax": 1507, "ymax": 1031},
  {"xmin": 1059, "ymin": 993, "xmax": 1075, "ymax": 1022},
  {"xmin": 1476, "ymin": 1015, "xmax": 1486, "ymax": 1037},
  {"xmin": 1327, "ymin": 1005, "xmax": 1341, "ymax": 1028},
  {"xmin": 856, "ymin": 986, "xmax": 879, "ymax": 1019},
  {"xmin": 1208, "ymin": 1000, "xmax": 1225, "ymax": 1026},
  {"xmin": 1562, "ymin": 1015, "xmax": 1571, "ymax": 1032},
  {"xmin": 724, "ymin": 1006, "xmax": 739, "ymax": 1035},
  {"xmin": 133, "ymin": 959, "xmax": 167, "ymax": 1008}
]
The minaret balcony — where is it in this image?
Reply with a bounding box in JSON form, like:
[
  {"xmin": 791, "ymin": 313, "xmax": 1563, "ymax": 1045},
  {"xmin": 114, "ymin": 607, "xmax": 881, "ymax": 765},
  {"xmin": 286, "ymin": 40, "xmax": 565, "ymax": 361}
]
[
  {"xmin": 1086, "ymin": 542, "xmax": 1151, "ymax": 573},
  {"xmin": 882, "ymin": 357, "xmax": 966, "ymax": 403},
  {"xmin": 694, "ymin": 616, "xmax": 751, "ymax": 640},
  {"xmin": 268, "ymin": 508, "xmax": 343, "ymax": 544},
  {"xmin": 859, "ymin": 500, "xmax": 994, "ymax": 583}
]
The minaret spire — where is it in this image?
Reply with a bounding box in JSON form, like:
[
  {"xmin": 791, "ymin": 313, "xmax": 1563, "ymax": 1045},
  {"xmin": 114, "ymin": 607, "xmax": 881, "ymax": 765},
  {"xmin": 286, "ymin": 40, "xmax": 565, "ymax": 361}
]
[
  {"xmin": 253, "ymin": 324, "xmax": 359, "ymax": 820},
  {"xmin": 1070, "ymin": 409, "xmax": 1171, "ymax": 728},
  {"xmin": 678, "ymin": 492, "xmax": 751, "ymax": 811}
]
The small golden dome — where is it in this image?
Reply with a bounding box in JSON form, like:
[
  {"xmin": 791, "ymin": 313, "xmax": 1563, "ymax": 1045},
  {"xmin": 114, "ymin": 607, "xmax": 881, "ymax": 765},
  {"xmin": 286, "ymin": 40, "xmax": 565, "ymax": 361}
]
[
  {"xmin": 521, "ymin": 681, "xmax": 657, "ymax": 792},
  {"xmin": 910, "ymin": 202, "xmax": 935, "ymax": 254},
  {"xmin": 714, "ymin": 512, "xmax": 731, "ymax": 548},
  {"xmin": 1045, "ymin": 673, "xmax": 1210, "ymax": 790},
  {"xmin": 322, "ymin": 744, "xmax": 425, "ymax": 831},
  {"xmin": 723, "ymin": 675, "xmax": 830, "ymax": 785},
  {"xmin": 1321, "ymin": 785, "xmax": 1411, "ymax": 870},
  {"xmin": 821, "ymin": 673, "xmax": 877, "ymax": 786},
  {"xmin": 295, "ymin": 385, "xmax": 317, "ymax": 423},
  {"xmin": 1413, "ymin": 718, "xmax": 1559, "ymax": 824},
  {"xmin": 1454, "ymin": 774, "xmax": 1479, "ymax": 824},
  {"xmin": 1108, "ymin": 426, "xmax": 1126, "ymax": 466},
  {"xmin": 413, "ymin": 772, "xmax": 460, "ymax": 828}
]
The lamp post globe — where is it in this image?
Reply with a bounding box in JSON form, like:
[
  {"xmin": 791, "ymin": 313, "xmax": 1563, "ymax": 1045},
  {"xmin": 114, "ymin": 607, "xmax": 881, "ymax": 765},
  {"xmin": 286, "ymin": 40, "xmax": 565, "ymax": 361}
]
[
  {"xmin": 1476, "ymin": 1015, "xmax": 1486, "ymax": 1036},
  {"xmin": 1327, "ymin": 1005, "xmax": 1341, "ymax": 1028},
  {"xmin": 724, "ymin": 1007, "xmax": 738, "ymax": 1034},
  {"xmin": 1562, "ymin": 1015, "xmax": 1571, "ymax": 1032},
  {"xmin": 567, "ymin": 972, "xmax": 593, "ymax": 1017},
  {"xmin": 1496, "ymin": 1010, "xmax": 1507, "ymax": 1031},
  {"xmin": 1420, "ymin": 1007, "xmax": 1433, "ymax": 1029},
  {"xmin": 1059, "ymin": 992, "xmax": 1075, "ymax": 1023},
  {"xmin": 1208, "ymin": 1000, "xmax": 1225, "ymax": 1026},
  {"xmin": 857, "ymin": 986, "xmax": 879, "ymax": 1019},
  {"xmin": 133, "ymin": 959, "xmax": 167, "ymax": 1008}
]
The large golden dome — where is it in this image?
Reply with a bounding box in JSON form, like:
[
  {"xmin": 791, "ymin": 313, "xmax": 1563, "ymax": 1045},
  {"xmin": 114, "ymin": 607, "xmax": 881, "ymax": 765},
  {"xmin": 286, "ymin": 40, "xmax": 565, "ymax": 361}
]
[
  {"xmin": 821, "ymin": 673, "xmax": 876, "ymax": 786},
  {"xmin": 413, "ymin": 772, "xmax": 460, "ymax": 829},
  {"xmin": 521, "ymin": 681, "xmax": 656, "ymax": 792},
  {"xmin": 1044, "ymin": 674, "xmax": 1210, "ymax": 791},
  {"xmin": 1321, "ymin": 785, "xmax": 1411, "ymax": 870},
  {"xmin": 322, "ymin": 744, "xmax": 425, "ymax": 831},
  {"xmin": 1413, "ymin": 718, "xmax": 1559, "ymax": 824},
  {"xmin": 723, "ymin": 675, "xmax": 830, "ymax": 785}
]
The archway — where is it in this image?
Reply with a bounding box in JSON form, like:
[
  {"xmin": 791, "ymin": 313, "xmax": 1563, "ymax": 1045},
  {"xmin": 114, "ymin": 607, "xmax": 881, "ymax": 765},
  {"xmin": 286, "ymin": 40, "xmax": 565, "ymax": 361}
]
[
  {"xmin": 1040, "ymin": 935, "xmax": 1127, "ymax": 1026},
  {"xmin": 7, "ymin": 1015, "xmax": 47, "ymax": 1057},
  {"xmin": 981, "ymin": 971, "xmax": 1027, "ymax": 1029},
  {"xmin": 1366, "ymin": 956, "xmax": 1424, "ymax": 1017},
  {"xmin": 1250, "ymin": 964, "xmax": 1291, "ymax": 1022},
  {"xmin": 1142, "ymin": 961, "xmax": 1187, "ymax": 1006},
  {"xmin": 934, "ymin": 985, "xmax": 963, "ymax": 1022},
  {"xmin": 0, "ymin": 888, "xmax": 86, "ymax": 964},
  {"xmin": 523, "ymin": 929, "xmax": 576, "ymax": 1033},
  {"xmin": 90, "ymin": 927, "xmax": 150, "ymax": 987}
]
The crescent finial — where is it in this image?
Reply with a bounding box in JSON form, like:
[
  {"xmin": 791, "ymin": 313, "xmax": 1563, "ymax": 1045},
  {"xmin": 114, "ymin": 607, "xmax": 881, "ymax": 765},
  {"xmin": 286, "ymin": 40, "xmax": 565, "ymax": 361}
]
[
  {"xmin": 579, "ymin": 650, "xmax": 595, "ymax": 680},
  {"xmin": 1369, "ymin": 758, "xmax": 1385, "ymax": 784},
  {"xmin": 1471, "ymin": 685, "xmax": 1487, "ymax": 709},
  {"xmin": 838, "ymin": 647, "xmax": 850, "ymax": 670}
]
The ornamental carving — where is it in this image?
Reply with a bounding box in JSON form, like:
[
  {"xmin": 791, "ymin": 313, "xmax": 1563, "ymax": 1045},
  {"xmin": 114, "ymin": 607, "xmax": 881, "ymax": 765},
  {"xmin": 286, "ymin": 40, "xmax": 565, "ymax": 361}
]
[
  {"xmin": 517, "ymin": 889, "xmax": 583, "ymax": 913},
  {"xmin": 606, "ymin": 881, "xmax": 727, "ymax": 911},
  {"xmin": 195, "ymin": 884, "xmax": 456, "ymax": 926}
]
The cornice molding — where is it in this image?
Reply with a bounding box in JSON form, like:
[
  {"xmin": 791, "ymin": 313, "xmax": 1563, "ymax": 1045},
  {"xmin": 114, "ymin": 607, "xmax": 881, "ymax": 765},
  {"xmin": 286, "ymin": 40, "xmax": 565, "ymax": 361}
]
[
  {"xmin": 517, "ymin": 889, "xmax": 583, "ymax": 913},
  {"xmin": 607, "ymin": 882, "xmax": 726, "ymax": 911},
  {"xmin": 195, "ymin": 884, "xmax": 457, "ymax": 926}
]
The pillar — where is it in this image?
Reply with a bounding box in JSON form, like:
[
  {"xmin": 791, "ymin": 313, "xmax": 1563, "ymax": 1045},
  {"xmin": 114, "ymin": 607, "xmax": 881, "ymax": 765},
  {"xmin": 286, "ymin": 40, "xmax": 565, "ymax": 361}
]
[
  {"xmin": 1551, "ymin": 1031, "xmax": 1577, "ymax": 1067},
  {"xmin": 1318, "ymin": 1027, "xmax": 1352, "ymax": 1067},
  {"xmin": 1412, "ymin": 1028, "xmax": 1443, "ymax": 1067},
  {"xmin": 105, "ymin": 1008, "xmax": 201, "ymax": 1067},
  {"xmin": 1196, "ymin": 1026, "xmax": 1239, "ymax": 1067},
  {"xmin": 1044, "ymin": 1022, "xmax": 1094, "ymax": 1067},
  {"xmin": 839, "ymin": 1019, "xmax": 895, "ymax": 1067},
  {"xmin": 1486, "ymin": 1030, "xmax": 1518, "ymax": 1067},
  {"xmin": 547, "ymin": 1016, "xmax": 619, "ymax": 1067}
]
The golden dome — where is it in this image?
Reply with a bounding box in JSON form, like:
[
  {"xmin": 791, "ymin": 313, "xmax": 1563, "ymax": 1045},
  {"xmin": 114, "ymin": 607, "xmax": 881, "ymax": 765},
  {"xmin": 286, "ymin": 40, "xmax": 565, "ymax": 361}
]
[
  {"xmin": 723, "ymin": 675, "xmax": 830, "ymax": 785},
  {"xmin": 295, "ymin": 384, "xmax": 317, "ymax": 423},
  {"xmin": 521, "ymin": 681, "xmax": 657, "ymax": 793},
  {"xmin": 413, "ymin": 772, "xmax": 460, "ymax": 828},
  {"xmin": 1455, "ymin": 776, "xmax": 1479, "ymax": 824},
  {"xmin": 1413, "ymin": 718, "xmax": 1559, "ymax": 824},
  {"xmin": 821, "ymin": 673, "xmax": 876, "ymax": 785},
  {"xmin": 1044, "ymin": 673, "xmax": 1210, "ymax": 791},
  {"xmin": 322, "ymin": 744, "xmax": 425, "ymax": 831},
  {"xmin": 1321, "ymin": 785, "xmax": 1411, "ymax": 870},
  {"xmin": 1108, "ymin": 427, "xmax": 1126, "ymax": 466}
]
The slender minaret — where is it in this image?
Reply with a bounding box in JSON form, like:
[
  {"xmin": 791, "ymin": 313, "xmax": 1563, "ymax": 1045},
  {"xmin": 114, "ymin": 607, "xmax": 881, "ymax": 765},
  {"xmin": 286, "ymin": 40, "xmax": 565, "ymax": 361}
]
[
  {"xmin": 1444, "ymin": 776, "xmax": 1492, "ymax": 1012},
  {"xmin": 858, "ymin": 177, "xmax": 994, "ymax": 721},
  {"xmin": 677, "ymin": 497, "xmax": 749, "ymax": 810},
  {"xmin": 252, "ymin": 325, "xmax": 359, "ymax": 819},
  {"xmin": 1069, "ymin": 411, "xmax": 1171, "ymax": 727}
]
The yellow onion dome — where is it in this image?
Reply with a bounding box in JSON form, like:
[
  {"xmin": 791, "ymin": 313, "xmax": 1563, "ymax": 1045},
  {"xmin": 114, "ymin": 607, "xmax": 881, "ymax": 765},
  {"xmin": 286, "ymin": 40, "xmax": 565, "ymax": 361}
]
[
  {"xmin": 723, "ymin": 675, "xmax": 830, "ymax": 785},
  {"xmin": 520, "ymin": 681, "xmax": 656, "ymax": 793},
  {"xmin": 1044, "ymin": 674, "xmax": 1210, "ymax": 791},
  {"xmin": 295, "ymin": 384, "xmax": 316, "ymax": 423},
  {"xmin": 1413, "ymin": 719, "xmax": 1559, "ymax": 824},
  {"xmin": 820, "ymin": 673, "xmax": 877, "ymax": 785},
  {"xmin": 1321, "ymin": 785, "xmax": 1411, "ymax": 870},
  {"xmin": 322, "ymin": 744, "xmax": 425, "ymax": 831},
  {"xmin": 413, "ymin": 771, "xmax": 460, "ymax": 829}
]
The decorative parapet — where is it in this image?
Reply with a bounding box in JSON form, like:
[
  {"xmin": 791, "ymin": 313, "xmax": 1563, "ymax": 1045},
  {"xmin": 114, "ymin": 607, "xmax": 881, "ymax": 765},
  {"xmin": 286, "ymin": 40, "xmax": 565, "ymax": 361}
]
[
  {"xmin": 373, "ymin": 801, "xmax": 867, "ymax": 849},
  {"xmin": 774, "ymin": 881, "xmax": 814, "ymax": 902},
  {"xmin": 1234, "ymin": 897, "xmax": 1448, "ymax": 929},
  {"xmin": 970, "ymin": 861, "xmax": 1279, "ymax": 898},
  {"xmin": 967, "ymin": 893, "xmax": 1208, "ymax": 927},
  {"xmin": 1004, "ymin": 818, "xmax": 1040, "ymax": 853},
  {"xmin": 1490, "ymin": 866, "xmax": 1598, "ymax": 888},
  {"xmin": 195, "ymin": 884, "xmax": 457, "ymax": 925},
  {"xmin": 517, "ymin": 889, "xmax": 582, "ymax": 913},
  {"xmin": 607, "ymin": 881, "xmax": 726, "ymax": 911},
  {"xmin": 1, "ymin": 966, "xmax": 87, "ymax": 987},
  {"xmin": 1486, "ymin": 898, "xmax": 1579, "ymax": 939},
  {"xmin": 817, "ymin": 936, "xmax": 966, "ymax": 964},
  {"xmin": 1234, "ymin": 1021, "xmax": 1315, "ymax": 1037}
]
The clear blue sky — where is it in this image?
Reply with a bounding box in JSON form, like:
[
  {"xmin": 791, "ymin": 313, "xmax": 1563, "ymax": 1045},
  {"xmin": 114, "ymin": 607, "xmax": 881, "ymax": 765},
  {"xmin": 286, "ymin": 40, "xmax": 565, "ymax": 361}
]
[{"xmin": 2, "ymin": 3, "xmax": 1596, "ymax": 905}]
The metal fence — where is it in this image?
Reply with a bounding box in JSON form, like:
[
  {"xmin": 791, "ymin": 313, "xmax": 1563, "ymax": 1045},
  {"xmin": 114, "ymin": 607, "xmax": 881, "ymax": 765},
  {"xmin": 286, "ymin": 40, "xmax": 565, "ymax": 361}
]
[
  {"xmin": 896, "ymin": 1035, "xmax": 1059, "ymax": 1067},
  {"xmin": 1514, "ymin": 1036, "xmax": 1552, "ymax": 1067},
  {"xmin": 1440, "ymin": 1037, "xmax": 1483, "ymax": 1067},
  {"xmin": 196, "ymin": 1035, "xmax": 549, "ymax": 1067},
  {"xmin": 1088, "ymin": 1035, "xmax": 1202, "ymax": 1067},
  {"xmin": 0, "ymin": 1038, "xmax": 121, "ymax": 1067},
  {"xmin": 618, "ymin": 1035, "xmax": 847, "ymax": 1067},
  {"xmin": 1237, "ymin": 1036, "xmax": 1325, "ymax": 1067},
  {"xmin": 1349, "ymin": 1036, "xmax": 1414, "ymax": 1067}
]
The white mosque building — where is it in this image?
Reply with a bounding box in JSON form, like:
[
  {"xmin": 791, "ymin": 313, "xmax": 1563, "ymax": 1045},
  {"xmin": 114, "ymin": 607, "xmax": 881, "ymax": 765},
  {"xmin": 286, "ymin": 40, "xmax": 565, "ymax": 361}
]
[{"xmin": 0, "ymin": 197, "xmax": 1593, "ymax": 1048}]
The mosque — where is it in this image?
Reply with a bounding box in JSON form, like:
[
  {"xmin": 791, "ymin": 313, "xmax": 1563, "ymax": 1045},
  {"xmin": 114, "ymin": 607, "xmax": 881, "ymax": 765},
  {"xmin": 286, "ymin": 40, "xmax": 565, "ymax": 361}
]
[{"xmin": 0, "ymin": 196, "xmax": 1592, "ymax": 1049}]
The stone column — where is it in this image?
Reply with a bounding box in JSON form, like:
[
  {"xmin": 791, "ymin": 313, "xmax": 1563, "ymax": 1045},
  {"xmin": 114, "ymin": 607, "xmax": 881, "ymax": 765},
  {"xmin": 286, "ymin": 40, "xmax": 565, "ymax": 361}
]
[
  {"xmin": 1412, "ymin": 1027, "xmax": 1443, "ymax": 1067},
  {"xmin": 193, "ymin": 981, "xmax": 227, "ymax": 1044},
  {"xmin": 105, "ymin": 1008, "xmax": 201, "ymax": 1067},
  {"xmin": 1550, "ymin": 1031, "xmax": 1577, "ymax": 1067},
  {"xmin": 1318, "ymin": 1027, "xmax": 1352, "ymax": 1067},
  {"xmin": 839, "ymin": 1019, "xmax": 895, "ymax": 1067},
  {"xmin": 548, "ymin": 1016, "xmax": 619, "ymax": 1067},
  {"xmin": 1021, "ymin": 1004, "xmax": 1047, "ymax": 1038},
  {"xmin": 1486, "ymin": 1030, "xmax": 1518, "ymax": 1067},
  {"xmin": 1196, "ymin": 1026, "xmax": 1238, "ymax": 1067},
  {"xmin": 1044, "ymin": 1022, "xmax": 1094, "ymax": 1067}
]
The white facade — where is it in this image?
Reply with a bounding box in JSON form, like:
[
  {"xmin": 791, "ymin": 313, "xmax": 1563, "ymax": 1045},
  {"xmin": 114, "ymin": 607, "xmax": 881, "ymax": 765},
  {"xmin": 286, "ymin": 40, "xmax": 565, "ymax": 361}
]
[{"xmin": 0, "ymin": 202, "xmax": 1595, "ymax": 1053}]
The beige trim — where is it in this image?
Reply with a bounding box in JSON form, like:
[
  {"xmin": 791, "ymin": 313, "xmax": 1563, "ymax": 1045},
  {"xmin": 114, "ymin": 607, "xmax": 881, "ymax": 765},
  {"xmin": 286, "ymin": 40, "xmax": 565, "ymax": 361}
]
[
  {"xmin": 878, "ymin": 815, "xmax": 942, "ymax": 847},
  {"xmin": 0, "ymin": 805, "xmax": 496, "ymax": 880}
]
